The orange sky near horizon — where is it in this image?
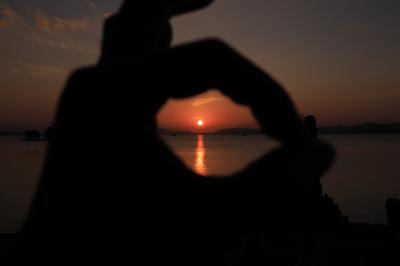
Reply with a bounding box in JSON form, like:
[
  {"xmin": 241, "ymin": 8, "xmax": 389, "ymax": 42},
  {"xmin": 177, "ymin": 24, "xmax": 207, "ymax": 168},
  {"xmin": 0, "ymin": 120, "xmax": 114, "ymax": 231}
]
[{"xmin": 157, "ymin": 90, "xmax": 259, "ymax": 132}]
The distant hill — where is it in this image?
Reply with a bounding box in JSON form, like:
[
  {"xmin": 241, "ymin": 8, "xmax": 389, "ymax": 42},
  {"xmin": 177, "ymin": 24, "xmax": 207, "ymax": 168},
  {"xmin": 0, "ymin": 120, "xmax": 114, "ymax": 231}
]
[
  {"xmin": 159, "ymin": 123, "xmax": 400, "ymax": 136},
  {"xmin": 208, "ymin": 123, "xmax": 400, "ymax": 135},
  {"xmin": 3, "ymin": 123, "xmax": 400, "ymax": 138},
  {"xmin": 159, "ymin": 128, "xmax": 262, "ymax": 135},
  {"xmin": 320, "ymin": 123, "xmax": 400, "ymax": 134},
  {"xmin": 158, "ymin": 129, "xmax": 195, "ymax": 135},
  {"xmin": 210, "ymin": 128, "xmax": 262, "ymax": 135}
]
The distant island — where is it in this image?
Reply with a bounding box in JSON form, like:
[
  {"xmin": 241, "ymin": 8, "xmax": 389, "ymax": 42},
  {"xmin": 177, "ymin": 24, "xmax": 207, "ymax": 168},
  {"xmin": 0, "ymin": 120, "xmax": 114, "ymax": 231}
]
[
  {"xmin": 23, "ymin": 127, "xmax": 54, "ymax": 141},
  {"xmin": 160, "ymin": 123, "xmax": 400, "ymax": 136},
  {"xmin": 209, "ymin": 128, "xmax": 262, "ymax": 135}
]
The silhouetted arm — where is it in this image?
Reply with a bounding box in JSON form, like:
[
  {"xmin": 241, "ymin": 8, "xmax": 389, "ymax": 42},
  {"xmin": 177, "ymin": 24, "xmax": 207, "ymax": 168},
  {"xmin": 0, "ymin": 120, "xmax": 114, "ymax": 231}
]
[
  {"xmin": 148, "ymin": 39, "xmax": 307, "ymax": 144},
  {"xmin": 144, "ymin": 40, "xmax": 335, "ymax": 226}
]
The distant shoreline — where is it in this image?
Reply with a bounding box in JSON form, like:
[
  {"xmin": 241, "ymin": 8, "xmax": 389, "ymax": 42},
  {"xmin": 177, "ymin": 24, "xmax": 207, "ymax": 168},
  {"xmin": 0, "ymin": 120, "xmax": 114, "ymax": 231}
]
[
  {"xmin": 160, "ymin": 123, "xmax": 400, "ymax": 136},
  {"xmin": 0, "ymin": 132, "xmax": 22, "ymax": 136},
  {"xmin": 159, "ymin": 132, "xmax": 400, "ymax": 136},
  {"xmin": 2, "ymin": 122, "xmax": 400, "ymax": 137}
]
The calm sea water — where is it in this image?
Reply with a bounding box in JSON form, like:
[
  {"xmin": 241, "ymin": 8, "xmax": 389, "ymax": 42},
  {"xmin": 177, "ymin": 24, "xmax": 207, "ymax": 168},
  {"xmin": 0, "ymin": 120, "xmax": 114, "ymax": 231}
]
[{"xmin": 0, "ymin": 134, "xmax": 399, "ymax": 233}]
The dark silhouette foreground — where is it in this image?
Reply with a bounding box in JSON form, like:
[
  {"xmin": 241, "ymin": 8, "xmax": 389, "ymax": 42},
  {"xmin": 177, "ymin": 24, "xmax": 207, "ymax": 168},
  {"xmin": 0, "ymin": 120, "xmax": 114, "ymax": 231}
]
[{"xmin": 7, "ymin": 1, "xmax": 397, "ymax": 265}]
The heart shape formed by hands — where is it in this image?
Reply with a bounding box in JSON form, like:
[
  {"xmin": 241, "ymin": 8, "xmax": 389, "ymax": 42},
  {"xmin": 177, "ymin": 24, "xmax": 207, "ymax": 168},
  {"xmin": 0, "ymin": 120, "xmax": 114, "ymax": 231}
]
[
  {"xmin": 98, "ymin": 0, "xmax": 336, "ymax": 191},
  {"xmin": 82, "ymin": 0, "xmax": 337, "ymax": 220}
]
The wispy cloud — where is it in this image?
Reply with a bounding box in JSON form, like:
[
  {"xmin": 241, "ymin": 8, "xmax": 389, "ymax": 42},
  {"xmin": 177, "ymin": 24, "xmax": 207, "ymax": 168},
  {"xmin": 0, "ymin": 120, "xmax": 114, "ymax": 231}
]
[
  {"xmin": 87, "ymin": 0, "xmax": 97, "ymax": 12},
  {"xmin": 103, "ymin": 12, "xmax": 114, "ymax": 18},
  {"xmin": 34, "ymin": 11, "xmax": 89, "ymax": 31},
  {"xmin": 31, "ymin": 35, "xmax": 99, "ymax": 56},
  {"xmin": 0, "ymin": 7, "xmax": 91, "ymax": 31},
  {"xmin": 192, "ymin": 96, "xmax": 221, "ymax": 107},
  {"xmin": 11, "ymin": 60, "xmax": 67, "ymax": 78},
  {"xmin": 0, "ymin": 7, "xmax": 19, "ymax": 29}
]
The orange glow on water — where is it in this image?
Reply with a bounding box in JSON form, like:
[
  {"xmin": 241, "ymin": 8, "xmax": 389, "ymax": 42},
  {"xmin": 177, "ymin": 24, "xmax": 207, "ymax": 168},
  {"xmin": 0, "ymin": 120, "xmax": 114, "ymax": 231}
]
[{"xmin": 194, "ymin": 135, "xmax": 207, "ymax": 176}]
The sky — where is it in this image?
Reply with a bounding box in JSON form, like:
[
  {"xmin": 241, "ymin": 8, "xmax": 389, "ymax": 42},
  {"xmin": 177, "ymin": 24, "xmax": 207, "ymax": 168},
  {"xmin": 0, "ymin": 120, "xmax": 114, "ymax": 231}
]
[{"xmin": 0, "ymin": 0, "xmax": 400, "ymax": 131}]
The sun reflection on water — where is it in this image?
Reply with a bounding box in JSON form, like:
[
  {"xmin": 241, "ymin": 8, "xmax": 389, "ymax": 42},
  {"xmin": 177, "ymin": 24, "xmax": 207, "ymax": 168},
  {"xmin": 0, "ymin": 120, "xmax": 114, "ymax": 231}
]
[{"xmin": 194, "ymin": 135, "xmax": 207, "ymax": 176}]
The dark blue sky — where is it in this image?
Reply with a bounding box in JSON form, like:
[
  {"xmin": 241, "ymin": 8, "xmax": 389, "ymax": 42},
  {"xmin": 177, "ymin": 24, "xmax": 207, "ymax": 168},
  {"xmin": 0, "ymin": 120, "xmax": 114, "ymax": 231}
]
[{"xmin": 1, "ymin": 0, "xmax": 400, "ymax": 130}]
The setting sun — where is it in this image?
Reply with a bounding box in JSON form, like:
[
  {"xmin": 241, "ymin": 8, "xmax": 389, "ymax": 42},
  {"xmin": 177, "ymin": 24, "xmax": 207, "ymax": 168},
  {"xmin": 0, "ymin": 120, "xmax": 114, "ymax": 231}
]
[{"xmin": 197, "ymin": 120, "xmax": 204, "ymax": 127}]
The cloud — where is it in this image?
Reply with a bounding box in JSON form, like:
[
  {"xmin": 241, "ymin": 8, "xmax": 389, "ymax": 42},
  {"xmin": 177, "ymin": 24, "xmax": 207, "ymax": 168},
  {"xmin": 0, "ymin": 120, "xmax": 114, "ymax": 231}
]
[
  {"xmin": 0, "ymin": 0, "xmax": 119, "ymax": 31},
  {"xmin": 11, "ymin": 60, "xmax": 67, "ymax": 78},
  {"xmin": 192, "ymin": 96, "xmax": 221, "ymax": 107},
  {"xmin": 31, "ymin": 35, "xmax": 99, "ymax": 56},
  {"xmin": 0, "ymin": 7, "xmax": 19, "ymax": 29},
  {"xmin": 103, "ymin": 12, "xmax": 114, "ymax": 18},
  {"xmin": 34, "ymin": 11, "xmax": 89, "ymax": 31},
  {"xmin": 87, "ymin": 0, "xmax": 98, "ymax": 12}
]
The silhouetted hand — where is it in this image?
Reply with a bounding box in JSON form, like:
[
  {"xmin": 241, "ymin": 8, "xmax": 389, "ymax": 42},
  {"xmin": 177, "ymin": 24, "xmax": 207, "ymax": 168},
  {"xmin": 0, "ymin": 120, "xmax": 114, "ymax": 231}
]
[
  {"xmin": 18, "ymin": 1, "xmax": 336, "ymax": 265},
  {"xmin": 233, "ymin": 140, "xmax": 335, "ymax": 225},
  {"xmin": 97, "ymin": 0, "xmax": 336, "ymax": 237}
]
